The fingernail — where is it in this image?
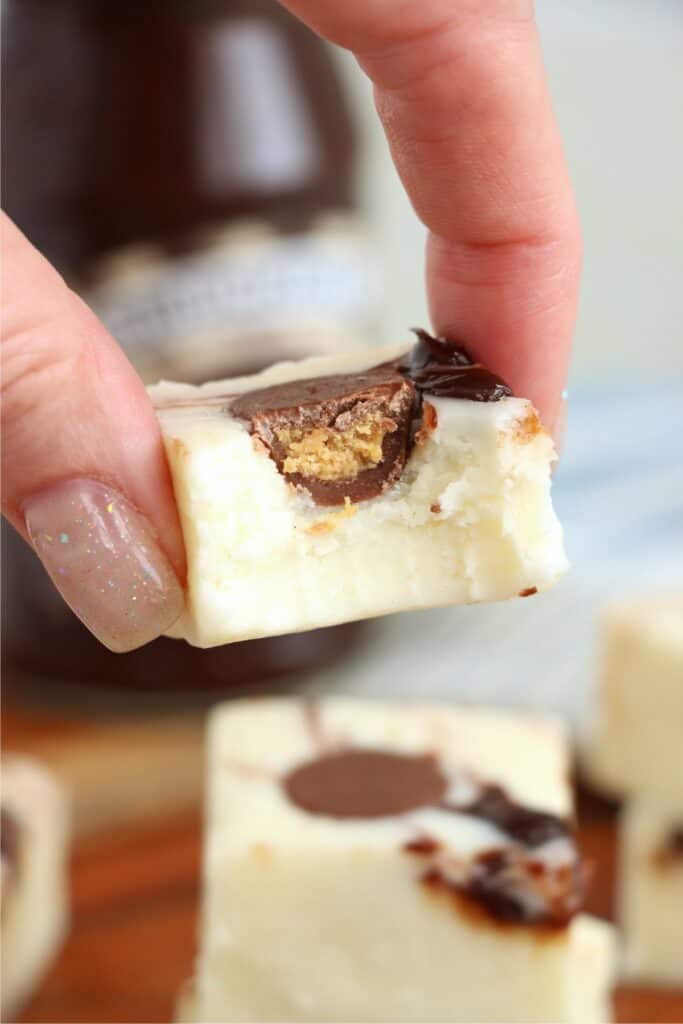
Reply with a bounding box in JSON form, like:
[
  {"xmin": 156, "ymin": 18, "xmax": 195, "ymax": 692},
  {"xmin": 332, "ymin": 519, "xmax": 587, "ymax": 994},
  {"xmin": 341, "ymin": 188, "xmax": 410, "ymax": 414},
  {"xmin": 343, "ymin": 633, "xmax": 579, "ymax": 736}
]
[{"xmin": 23, "ymin": 479, "xmax": 184, "ymax": 652}]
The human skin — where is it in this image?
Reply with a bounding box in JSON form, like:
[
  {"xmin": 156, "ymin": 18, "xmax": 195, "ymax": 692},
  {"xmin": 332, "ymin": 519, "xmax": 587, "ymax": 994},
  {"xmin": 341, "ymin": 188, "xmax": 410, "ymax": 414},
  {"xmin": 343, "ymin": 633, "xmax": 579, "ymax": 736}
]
[{"xmin": 0, "ymin": 0, "xmax": 579, "ymax": 650}]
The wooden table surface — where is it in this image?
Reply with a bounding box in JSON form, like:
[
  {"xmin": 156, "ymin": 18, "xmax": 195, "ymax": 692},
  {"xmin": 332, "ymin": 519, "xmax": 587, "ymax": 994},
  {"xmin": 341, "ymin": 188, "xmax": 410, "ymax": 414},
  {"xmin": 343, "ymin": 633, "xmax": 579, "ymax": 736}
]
[{"xmin": 7, "ymin": 795, "xmax": 680, "ymax": 1024}]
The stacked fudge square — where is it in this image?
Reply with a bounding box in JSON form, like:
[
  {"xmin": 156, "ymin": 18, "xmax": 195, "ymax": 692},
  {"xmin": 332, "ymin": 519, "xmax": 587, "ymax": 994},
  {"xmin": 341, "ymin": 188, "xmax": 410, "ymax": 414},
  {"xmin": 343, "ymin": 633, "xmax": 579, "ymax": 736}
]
[
  {"xmin": 1, "ymin": 757, "xmax": 70, "ymax": 1018},
  {"xmin": 586, "ymin": 595, "xmax": 683, "ymax": 985},
  {"xmin": 180, "ymin": 699, "xmax": 613, "ymax": 1022}
]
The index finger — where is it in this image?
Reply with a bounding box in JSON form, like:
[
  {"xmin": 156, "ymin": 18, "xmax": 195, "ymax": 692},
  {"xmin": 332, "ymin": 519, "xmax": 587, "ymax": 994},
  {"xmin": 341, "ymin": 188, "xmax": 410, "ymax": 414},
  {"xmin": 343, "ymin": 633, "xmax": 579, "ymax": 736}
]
[{"xmin": 279, "ymin": 0, "xmax": 580, "ymax": 431}]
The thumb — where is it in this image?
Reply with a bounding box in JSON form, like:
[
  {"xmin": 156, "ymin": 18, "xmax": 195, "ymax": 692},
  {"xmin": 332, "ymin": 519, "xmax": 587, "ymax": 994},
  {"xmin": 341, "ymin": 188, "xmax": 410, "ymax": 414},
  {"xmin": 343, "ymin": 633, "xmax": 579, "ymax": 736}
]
[{"xmin": 1, "ymin": 213, "xmax": 185, "ymax": 652}]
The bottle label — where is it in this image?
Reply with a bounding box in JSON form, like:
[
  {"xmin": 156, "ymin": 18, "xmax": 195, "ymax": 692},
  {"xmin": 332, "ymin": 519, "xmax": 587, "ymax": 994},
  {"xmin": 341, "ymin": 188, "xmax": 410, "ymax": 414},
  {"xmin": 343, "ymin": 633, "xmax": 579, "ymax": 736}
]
[{"xmin": 83, "ymin": 215, "xmax": 381, "ymax": 381}]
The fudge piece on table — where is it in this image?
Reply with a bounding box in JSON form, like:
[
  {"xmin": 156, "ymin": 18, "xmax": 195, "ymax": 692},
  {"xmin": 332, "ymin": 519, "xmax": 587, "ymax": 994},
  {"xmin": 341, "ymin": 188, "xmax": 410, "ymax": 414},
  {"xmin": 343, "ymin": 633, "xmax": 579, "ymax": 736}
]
[
  {"xmin": 1, "ymin": 756, "xmax": 70, "ymax": 1019},
  {"xmin": 619, "ymin": 798, "xmax": 683, "ymax": 985},
  {"xmin": 584, "ymin": 594, "xmax": 683, "ymax": 801},
  {"xmin": 151, "ymin": 331, "xmax": 567, "ymax": 647},
  {"xmin": 180, "ymin": 698, "xmax": 613, "ymax": 1023}
]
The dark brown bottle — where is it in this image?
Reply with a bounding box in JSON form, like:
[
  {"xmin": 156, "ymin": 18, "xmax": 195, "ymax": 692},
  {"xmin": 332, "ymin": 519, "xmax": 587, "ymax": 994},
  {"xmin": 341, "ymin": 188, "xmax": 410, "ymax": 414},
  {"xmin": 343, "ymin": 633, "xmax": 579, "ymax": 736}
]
[{"xmin": 2, "ymin": 0, "xmax": 375, "ymax": 693}]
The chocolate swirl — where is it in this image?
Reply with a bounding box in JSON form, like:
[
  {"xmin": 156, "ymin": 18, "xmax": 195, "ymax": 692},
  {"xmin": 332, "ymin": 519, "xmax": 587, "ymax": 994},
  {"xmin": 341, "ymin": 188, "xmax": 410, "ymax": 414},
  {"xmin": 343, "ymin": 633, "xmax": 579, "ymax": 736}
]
[
  {"xmin": 399, "ymin": 329, "xmax": 512, "ymax": 402},
  {"xmin": 446, "ymin": 784, "xmax": 571, "ymax": 848}
]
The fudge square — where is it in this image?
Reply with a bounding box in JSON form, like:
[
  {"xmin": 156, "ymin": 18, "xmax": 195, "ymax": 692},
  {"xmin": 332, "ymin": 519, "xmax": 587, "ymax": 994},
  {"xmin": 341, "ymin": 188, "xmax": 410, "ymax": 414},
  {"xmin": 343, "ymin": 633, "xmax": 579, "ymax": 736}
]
[
  {"xmin": 187, "ymin": 699, "xmax": 613, "ymax": 1023},
  {"xmin": 620, "ymin": 798, "xmax": 683, "ymax": 985},
  {"xmin": 151, "ymin": 332, "xmax": 567, "ymax": 648},
  {"xmin": 1, "ymin": 757, "xmax": 70, "ymax": 1019},
  {"xmin": 584, "ymin": 594, "xmax": 683, "ymax": 800}
]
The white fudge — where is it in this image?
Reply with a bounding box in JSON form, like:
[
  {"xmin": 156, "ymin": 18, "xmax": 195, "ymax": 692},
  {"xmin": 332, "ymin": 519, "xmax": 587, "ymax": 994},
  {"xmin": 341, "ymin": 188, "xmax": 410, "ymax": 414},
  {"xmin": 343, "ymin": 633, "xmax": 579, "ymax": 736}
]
[
  {"xmin": 150, "ymin": 339, "xmax": 567, "ymax": 647},
  {"xmin": 183, "ymin": 698, "xmax": 613, "ymax": 1023},
  {"xmin": 584, "ymin": 595, "xmax": 683, "ymax": 800},
  {"xmin": 619, "ymin": 798, "xmax": 683, "ymax": 985},
  {"xmin": 1, "ymin": 757, "xmax": 70, "ymax": 1018}
]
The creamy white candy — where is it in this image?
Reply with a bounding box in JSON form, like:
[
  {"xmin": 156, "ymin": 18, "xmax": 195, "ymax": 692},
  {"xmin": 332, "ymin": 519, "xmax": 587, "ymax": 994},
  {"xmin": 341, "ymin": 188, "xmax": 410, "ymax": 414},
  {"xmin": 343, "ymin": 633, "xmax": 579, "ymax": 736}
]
[
  {"xmin": 181, "ymin": 698, "xmax": 613, "ymax": 1023},
  {"xmin": 619, "ymin": 798, "xmax": 683, "ymax": 985},
  {"xmin": 151, "ymin": 343, "xmax": 567, "ymax": 647},
  {"xmin": 583, "ymin": 594, "xmax": 683, "ymax": 801},
  {"xmin": 1, "ymin": 757, "xmax": 70, "ymax": 1019}
]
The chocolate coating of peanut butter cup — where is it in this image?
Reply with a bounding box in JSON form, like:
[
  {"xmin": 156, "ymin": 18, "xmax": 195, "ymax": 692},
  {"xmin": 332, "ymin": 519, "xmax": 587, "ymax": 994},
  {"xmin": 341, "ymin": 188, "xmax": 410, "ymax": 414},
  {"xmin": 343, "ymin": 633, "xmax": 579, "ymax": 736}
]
[
  {"xmin": 283, "ymin": 749, "xmax": 448, "ymax": 818},
  {"xmin": 231, "ymin": 367, "xmax": 416, "ymax": 506}
]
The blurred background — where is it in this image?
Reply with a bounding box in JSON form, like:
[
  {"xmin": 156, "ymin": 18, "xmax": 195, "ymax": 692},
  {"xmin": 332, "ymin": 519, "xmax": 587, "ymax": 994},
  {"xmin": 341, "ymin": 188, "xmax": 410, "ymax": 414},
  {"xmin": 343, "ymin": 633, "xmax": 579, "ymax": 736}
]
[{"xmin": 1, "ymin": 1, "xmax": 682, "ymax": 1021}]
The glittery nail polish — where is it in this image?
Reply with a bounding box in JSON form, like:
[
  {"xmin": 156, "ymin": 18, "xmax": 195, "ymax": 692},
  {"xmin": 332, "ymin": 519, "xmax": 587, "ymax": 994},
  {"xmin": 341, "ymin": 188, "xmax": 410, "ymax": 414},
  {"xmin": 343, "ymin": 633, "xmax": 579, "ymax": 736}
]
[{"xmin": 23, "ymin": 479, "xmax": 184, "ymax": 653}]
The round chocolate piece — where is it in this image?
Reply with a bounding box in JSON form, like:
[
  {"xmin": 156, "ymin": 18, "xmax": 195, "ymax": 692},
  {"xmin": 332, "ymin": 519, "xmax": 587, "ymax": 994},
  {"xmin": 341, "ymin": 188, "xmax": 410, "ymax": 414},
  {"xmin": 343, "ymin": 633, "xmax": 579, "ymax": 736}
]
[{"xmin": 283, "ymin": 748, "xmax": 448, "ymax": 819}]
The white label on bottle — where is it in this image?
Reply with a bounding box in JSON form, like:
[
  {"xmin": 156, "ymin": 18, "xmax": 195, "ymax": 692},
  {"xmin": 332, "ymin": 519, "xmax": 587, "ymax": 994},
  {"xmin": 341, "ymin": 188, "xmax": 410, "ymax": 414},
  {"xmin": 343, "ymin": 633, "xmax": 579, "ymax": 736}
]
[
  {"xmin": 196, "ymin": 19, "xmax": 320, "ymax": 195},
  {"xmin": 84, "ymin": 218, "xmax": 380, "ymax": 377}
]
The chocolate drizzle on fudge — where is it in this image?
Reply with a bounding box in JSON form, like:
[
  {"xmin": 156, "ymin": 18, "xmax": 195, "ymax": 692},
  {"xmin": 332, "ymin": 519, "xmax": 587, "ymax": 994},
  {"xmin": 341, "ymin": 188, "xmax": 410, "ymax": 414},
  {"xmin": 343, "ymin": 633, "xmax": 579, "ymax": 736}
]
[
  {"xmin": 444, "ymin": 783, "xmax": 571, "ymax": 848},
  {"xmin": 282, "ymin": 746, "xmax": 582, "ymax": 929},
  {"xmin": 231, "ymin": 330, "xmax": 512, "ymax": 506}
]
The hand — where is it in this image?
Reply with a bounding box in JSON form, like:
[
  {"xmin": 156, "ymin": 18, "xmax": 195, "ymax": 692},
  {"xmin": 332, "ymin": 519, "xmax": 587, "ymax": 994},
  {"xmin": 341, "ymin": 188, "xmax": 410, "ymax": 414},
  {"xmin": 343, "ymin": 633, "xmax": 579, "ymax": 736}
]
[
  {"xmin": 1, "ymin": 213, "xmax": 185, "ymax": 652},
  {"xmin": 282, "ymin": 0, "xmax": 580, "ymax": 432},
  {"xmin": 1, "ymin": 0, "xmax": 578, "ymax": 652}
]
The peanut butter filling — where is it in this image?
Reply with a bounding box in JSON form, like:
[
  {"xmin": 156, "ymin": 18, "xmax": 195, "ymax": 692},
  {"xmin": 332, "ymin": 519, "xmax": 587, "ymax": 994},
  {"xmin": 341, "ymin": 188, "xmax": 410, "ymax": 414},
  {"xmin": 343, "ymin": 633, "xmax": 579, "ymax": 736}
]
[
  {"xmin": 278, "ymin": 407, "xmax": 396, "ymax": 481},
  {"xmin": 231, "ymin": 367, "xmax": 415, "ymax": 505}
]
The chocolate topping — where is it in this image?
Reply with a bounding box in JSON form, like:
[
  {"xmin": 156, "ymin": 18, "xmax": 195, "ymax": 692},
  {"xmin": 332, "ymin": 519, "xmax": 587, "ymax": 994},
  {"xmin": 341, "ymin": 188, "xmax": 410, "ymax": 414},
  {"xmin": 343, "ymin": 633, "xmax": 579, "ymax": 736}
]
[
  {"xmin": 399, "ymin": 329, "xmax": 512, "ymax": 402},
  {"xmin": 231, "ymin": 329, "xmax": 512, "ymax": 507},
  {"xmin": 231, "ymin": 367, "xmax": 416, "ymax": 506},
  {"xmin": 283, "ymin": 749, "xmax": 448, "ymax": 819},
  {"xmin": 447, "ymin": 784, "xmax": 572, "ymax": 848}
]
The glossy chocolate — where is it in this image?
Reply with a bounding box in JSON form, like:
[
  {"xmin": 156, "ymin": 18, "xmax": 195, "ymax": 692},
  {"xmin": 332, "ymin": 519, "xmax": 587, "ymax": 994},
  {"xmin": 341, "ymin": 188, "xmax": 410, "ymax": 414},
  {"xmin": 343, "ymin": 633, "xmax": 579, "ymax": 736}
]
[
  {"xmin": 283, "ymin": 749, "xmax": 448, "ymax": 818},
  {"xmin": 399, "ymin": 329, "xmax": 512, "ymax": 402},
  {"xmin": 449, "ymin": 783, "xmax": 571, "ymax": 848},
  {"xmin": 232, "ymin": 329, "xmax": 512, "ymax": 506},
  {"xmin": 1, "ymin": 809, "xmax": 21, "ymax": 903},
  {"xmin": 231, "ymin": 367, "xmax": 415, "ymax": 506}
]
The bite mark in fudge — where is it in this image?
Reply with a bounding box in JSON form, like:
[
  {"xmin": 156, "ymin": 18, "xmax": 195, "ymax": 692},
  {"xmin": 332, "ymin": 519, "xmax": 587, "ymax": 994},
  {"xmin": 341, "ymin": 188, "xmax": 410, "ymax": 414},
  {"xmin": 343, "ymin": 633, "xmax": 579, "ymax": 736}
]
[
  {"xmin": 231, "ymin": 330, "xmax": 512, "ymax": 506},
  {"xmin": 283, "ymin": 749, "xmax": 448, "ymax": 818}
]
